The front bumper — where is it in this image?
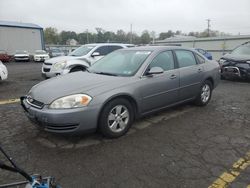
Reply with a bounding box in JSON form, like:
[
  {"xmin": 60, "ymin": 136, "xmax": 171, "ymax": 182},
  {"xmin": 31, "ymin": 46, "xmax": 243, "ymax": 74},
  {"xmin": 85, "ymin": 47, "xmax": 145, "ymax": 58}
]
[
  {"xmin": 221, "ymin": 66, "xmax": 250, "ymax": 79},
  {"xmin": 34, "ymin": 56, "xmax": 49, "ymax": 62},
  {"xmin": 14, "ymin": 57, "xmax": 29, "ymax": 61},
  {"xmin": 41, "ymin": 64, "xmax": 70, "ymax": 78},
  {"xmin": 20, "ymin": 96, "xmax": 99, "ymax": 134}
]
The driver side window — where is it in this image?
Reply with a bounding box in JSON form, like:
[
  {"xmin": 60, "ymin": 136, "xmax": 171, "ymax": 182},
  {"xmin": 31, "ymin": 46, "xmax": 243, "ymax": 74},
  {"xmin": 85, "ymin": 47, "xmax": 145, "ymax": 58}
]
[{"xmin": 149, "ymin": 51, "xmax": 175, "ymax": 71}]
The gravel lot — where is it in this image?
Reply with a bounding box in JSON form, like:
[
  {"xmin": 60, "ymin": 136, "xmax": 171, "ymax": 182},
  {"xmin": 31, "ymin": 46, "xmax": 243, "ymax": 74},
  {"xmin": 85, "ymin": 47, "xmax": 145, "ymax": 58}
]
[{"xmin": 0, "ymin": 62, "xmax": 250, "ymax": 188}]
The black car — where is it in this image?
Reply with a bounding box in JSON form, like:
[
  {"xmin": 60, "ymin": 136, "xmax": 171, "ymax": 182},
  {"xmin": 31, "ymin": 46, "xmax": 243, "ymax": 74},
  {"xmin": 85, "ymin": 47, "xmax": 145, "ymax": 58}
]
[{"xmin": 219, "ymin": 42, "xmax": 250, "ymax": 80}]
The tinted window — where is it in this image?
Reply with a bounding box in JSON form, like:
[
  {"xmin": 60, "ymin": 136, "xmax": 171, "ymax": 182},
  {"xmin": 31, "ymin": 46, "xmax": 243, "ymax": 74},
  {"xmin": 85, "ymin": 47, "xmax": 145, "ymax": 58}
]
[
  {"xmin": 94, "ymin": 46, "xmax": 109, "ymax": 56},
  {"xmin": 149, "ymin": 51, "xmax": 175, "ymax": 71},
  {"xmin": 197, "ymin": 49, "xmax": 205, "ymax": 55},
  {"xmin": 175, "ymin": 50, "xmax": 197, "ymax": 68},
  {"xmin": 196, "ymin": 54, "xmax": 205, "ymax": 64},
  {"xmin": 107, "ymin": 46, "xmax": 123, "ymax": 53}
]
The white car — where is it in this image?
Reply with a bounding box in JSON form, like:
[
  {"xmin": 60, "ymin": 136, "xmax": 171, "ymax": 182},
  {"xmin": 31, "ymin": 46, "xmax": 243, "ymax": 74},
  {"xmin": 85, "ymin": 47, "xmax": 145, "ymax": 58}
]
[
  {"xmin": 42, "ymin": 43, "xmax": 127, "ymax": 78},
  {"xmin": 34, "ymin": 50, "xmax": 50, "ymax": 62},
  {"xmin": 0, "ymin": 61, "xmax": 8, "ymax": 80},
  {"xmin": 14, "ymin": 50, "xmax": 30, "ymax": 62}
]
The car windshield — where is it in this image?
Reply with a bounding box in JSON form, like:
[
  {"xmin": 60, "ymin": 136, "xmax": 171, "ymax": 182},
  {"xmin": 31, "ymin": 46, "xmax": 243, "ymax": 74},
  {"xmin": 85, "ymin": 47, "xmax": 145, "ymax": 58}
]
[
  {"xmin": 88, "ymin": 50, "xmax": 152, "ymax": 77},
  {"xmin": 231, "ymin": 45, "xmax": 250, "ymax": 55},
  {"xmin": 69, "ymin": 45, "xmax": 96, "ymax": 57},
  {"xmin": 35, "ymin": 50, "xmax": 47, "ymax": 54},
  {"xmin": 16, "ymin": 50, "xmax": 27, "ymax": 54}
]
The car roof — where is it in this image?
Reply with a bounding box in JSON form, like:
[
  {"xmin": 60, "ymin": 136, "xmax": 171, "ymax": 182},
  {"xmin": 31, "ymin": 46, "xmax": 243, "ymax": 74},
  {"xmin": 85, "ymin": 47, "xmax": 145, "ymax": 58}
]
[
  {"xmin": 121, "ymin": 45, "xmax": 195, "ymax": 52},
  {"xmin": 83, "ymin": 43, "xmax": 127, "ymax": 47}
]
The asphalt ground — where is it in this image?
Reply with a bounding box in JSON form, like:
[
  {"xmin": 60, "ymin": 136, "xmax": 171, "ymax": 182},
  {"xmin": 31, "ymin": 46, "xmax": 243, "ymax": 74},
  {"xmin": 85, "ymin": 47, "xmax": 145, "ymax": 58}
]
[{"xmin": 0, "ymin": 62, "xmax": 250, "ymax": 188}]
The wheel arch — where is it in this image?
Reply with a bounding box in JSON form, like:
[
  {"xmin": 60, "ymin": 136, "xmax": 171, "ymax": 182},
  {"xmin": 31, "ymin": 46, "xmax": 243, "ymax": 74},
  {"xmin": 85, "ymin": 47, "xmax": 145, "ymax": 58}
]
[
  {"xmin": 204, "ymin": 77, "xmax": 214, "ymax": 89},
  {"xmin": 97, "ymin": 94, "xmax": 139, "ymax": 125}
]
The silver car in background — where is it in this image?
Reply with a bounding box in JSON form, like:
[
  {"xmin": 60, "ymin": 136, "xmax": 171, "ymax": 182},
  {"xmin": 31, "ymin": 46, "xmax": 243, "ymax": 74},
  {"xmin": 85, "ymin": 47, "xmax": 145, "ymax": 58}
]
[
  {"xmin": 21, "ymin": 46, "xmax": 220, "ymax": 138},
  {"xmin": 42, "ymin": 43, "xmax": 127, "ymax": 78}
]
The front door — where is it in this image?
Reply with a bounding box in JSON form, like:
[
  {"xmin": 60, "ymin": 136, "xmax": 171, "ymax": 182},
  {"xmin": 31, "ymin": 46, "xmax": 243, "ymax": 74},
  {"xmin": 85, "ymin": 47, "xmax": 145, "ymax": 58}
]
[{"xmin": 139, "ymin": 51, "xmax": 180, "ymax": 113}]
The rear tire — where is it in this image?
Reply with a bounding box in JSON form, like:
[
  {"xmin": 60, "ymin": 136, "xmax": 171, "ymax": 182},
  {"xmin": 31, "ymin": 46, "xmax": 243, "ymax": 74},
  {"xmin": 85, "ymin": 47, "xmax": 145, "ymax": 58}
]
[
  {"xmin": 194, "ymin": 80, "xmax": 212, "ymax": 106},
  {"xmin": 99, "ymin": 98, "xmax": 134, "ymax": 138}
]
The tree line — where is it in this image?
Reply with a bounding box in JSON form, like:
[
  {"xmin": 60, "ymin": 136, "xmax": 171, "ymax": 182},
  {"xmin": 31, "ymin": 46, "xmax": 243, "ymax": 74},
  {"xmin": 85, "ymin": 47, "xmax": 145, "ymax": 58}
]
[{"xmin": 44, "ymin": 27, "xmax": 230, "ymax": 45}]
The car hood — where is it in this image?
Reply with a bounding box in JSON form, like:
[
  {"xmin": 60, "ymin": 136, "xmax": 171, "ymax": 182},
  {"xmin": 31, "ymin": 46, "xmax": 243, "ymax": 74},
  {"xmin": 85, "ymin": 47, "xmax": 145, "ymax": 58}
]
[
  {"xmin": 29, "ymin": 72, "xmax": 129, "ymax": 104},
  {"xmin": 45, "ymin": 56, "xmax": 80, "ymax": 64},
  {"xmin": 14, "ymin": 54, "xmax": 29, "ymax": 56},
  {"xmin": 222, "ymin": 53, "xmax": 250, "ymax": 62}
]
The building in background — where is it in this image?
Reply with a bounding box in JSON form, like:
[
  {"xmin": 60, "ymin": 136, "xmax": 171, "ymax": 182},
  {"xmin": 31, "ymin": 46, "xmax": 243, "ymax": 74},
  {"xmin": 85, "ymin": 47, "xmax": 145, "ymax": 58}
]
[
  {"xmin": 0, "ymin": 20, "xmax": 44, "ymax": 55},
  {"xmin": 66, "ymin": 39, "xmax": 78, "ymax": 46},
  {"xmin": 155, "ymin": 35, "xmax": 250, "ymax": 60}
]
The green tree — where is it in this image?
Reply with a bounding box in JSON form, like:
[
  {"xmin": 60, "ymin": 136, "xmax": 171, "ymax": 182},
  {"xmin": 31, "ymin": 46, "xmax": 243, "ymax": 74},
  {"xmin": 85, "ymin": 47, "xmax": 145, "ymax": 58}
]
[
  {"xmin": 44, "ymin": 27, "xmax": 59, "ymax": 44},
  {"xmin": 140, "ymin": 30, "xmax": 151, "ymax": 44}
]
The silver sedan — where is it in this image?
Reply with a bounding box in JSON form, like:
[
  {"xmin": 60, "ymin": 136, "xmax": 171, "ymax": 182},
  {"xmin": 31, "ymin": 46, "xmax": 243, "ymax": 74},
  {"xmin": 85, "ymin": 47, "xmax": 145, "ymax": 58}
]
[{"xmin": 21, "ymin": 46, "xmax": 220, "ymax": 138}]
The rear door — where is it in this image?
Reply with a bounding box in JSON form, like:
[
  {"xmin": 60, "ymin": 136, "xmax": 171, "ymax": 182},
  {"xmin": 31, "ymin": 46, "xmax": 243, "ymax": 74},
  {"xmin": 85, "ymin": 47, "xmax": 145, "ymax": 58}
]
[
  {"xmin": 174, "ymin": 50, "xmax": 204, "ymax": 101},
  {"xmin": 140, "ymin": 51, "xmax": 180, "ymax": 113}
]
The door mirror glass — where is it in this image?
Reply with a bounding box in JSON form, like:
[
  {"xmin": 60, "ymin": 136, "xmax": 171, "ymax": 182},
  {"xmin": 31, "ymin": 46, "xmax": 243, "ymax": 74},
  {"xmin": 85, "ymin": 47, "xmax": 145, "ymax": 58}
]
[
  {"xmin": 147, "ymin": 67, "xmax": 164, "ymax": 75},
  {"xmin": 91, "ymin": 52, "xmax": 100, "ymax": 57}
]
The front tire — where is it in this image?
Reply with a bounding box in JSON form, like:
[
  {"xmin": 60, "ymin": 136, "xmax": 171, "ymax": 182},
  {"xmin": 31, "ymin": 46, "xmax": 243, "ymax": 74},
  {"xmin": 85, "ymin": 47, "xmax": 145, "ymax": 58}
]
[
  {"xmin": 99, "ymin": 98, "xmax": 134, "ymax": 138},
  {"xmin": 195, "ymin": 80, "xmax": 212, "ymax": 106}
]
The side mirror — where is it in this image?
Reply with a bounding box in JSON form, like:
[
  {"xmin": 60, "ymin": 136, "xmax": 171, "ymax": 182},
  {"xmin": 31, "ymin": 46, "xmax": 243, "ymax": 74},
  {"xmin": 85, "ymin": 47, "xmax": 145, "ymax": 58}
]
[
  {"xmin": 91, "ymin": 52, "xmax": 100, "ymax": 57},
  {"xmin": 146, "ymin": 67, "xmax": 164, "ymax": 76}
]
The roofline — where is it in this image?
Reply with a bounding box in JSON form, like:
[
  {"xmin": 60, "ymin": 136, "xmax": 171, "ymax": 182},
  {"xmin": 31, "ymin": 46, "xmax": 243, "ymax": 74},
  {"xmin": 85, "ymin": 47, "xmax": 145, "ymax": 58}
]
[
  {"xmin": 156, "ymin": 35, "xmax": 250, "ymax": 43},
  {"xmin": 0, "ymin": 24, "xmax": 43, "ymax": 30}
]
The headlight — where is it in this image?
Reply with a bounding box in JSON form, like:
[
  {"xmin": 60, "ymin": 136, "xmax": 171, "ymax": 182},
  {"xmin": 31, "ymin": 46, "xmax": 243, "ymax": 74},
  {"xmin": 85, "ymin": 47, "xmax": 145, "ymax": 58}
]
[
  {"xmin": 53, "ymin": 61, "xmax": 66, "ymax": 70},
  {"xmin": 219, "ymin": 59, "xmax": 226, "ymax": 64},
  {"xmin": 49, "ymin": 94, "xmax": 92, "ymax": 109}
]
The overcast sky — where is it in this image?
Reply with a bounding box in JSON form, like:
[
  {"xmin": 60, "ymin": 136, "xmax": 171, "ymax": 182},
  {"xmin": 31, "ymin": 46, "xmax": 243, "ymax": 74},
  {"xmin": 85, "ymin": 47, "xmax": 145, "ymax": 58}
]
[{"xmin": 1, "ymin": 0, "xmax": 250, "ymax": 35}]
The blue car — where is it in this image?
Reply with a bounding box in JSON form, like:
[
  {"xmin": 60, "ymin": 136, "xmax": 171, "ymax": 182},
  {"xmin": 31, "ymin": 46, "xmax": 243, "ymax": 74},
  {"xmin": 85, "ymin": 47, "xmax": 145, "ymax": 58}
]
[{"xmin": 194, "ymin": 48, "xmax": 212, "ymax": 60}]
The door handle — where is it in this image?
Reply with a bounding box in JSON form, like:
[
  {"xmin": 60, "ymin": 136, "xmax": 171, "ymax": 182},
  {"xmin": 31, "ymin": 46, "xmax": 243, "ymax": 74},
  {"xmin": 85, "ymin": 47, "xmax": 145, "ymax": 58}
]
[
  {"xmin": 170, "ymin": 74, "xmax": 177, "ymax": 79},
  {"xmin": 198, "ymin": 68, "xmax": 203, "ymax": 73}
]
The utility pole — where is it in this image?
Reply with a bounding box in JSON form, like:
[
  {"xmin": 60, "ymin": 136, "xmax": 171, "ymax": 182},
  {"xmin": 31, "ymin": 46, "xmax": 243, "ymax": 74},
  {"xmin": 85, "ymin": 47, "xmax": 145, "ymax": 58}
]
[
  {"xmin": 130, "ymin": 24, "xmax": 133, "ymax": 44},
  {"xmin": 206, "ymin": 19, "xmax": 211, "ymax": 37},
  {"xmin": 86, "ymin": 29, "xmax": 89, "ymax": 44}
]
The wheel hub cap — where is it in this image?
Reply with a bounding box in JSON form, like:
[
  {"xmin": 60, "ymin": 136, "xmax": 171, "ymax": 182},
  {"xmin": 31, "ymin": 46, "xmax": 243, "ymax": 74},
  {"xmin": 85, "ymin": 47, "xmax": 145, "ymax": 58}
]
[{"xmin": 108, "ymin": 105, "xmax": 129, "ymax": 133}]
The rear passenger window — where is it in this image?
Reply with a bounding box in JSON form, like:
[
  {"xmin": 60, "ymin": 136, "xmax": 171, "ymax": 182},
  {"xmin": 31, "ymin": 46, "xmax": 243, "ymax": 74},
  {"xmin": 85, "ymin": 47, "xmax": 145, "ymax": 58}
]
[
  {"xmin": 149, "ymin": 51, "xmax": 175, "ymax": 71},
  {"xmin": 94, "ymin": 46, "xmax": 109, "ymax": 56},
  {"xmin": 108, "ymin": 46, "xmax": 123, "ymax": 53},
  {"xmin": 175, "ymin": 50, "xmax": 197, "ymax": 68},
  {"xmin": 196, "ymin": 54, "xmax": 205, "ymax": 64}
]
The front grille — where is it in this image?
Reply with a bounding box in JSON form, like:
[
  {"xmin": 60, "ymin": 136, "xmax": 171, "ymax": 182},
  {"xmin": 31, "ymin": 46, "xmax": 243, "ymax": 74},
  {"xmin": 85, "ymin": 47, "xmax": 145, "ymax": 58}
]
[
  {"xmin": 43, "ymin": 68, "xmax": 50, "ymax": 72},
  {"xmin": 44, "ymin": 62, "xmax": 52, "ymax": 66},
  {"xmin": 26, "ymin": 96, "xmax": 44, "ymax": 109},
  {"xmin": 45, "ymin": 123, "xmax": 79, "ymax": 131},
  {"xmin": 16, "ymin": 56, "xmax": 28, "ymax": 58}
]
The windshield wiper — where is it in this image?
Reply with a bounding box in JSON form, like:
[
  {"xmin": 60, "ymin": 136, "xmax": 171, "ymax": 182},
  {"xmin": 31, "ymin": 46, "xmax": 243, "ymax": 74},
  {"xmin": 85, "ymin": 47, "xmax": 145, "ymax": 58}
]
[{"xmin": 93, "ymin": 71, "xmax": 118, "ymax": 76}]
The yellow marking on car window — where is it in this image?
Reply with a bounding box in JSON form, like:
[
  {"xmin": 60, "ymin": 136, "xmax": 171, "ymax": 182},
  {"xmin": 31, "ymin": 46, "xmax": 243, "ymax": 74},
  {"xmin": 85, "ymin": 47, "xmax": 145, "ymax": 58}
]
[
  {"xmin": 208, "ymin": 152, "xmax": 250, "ymax": 188},
  {"xmin": 0, "ymin": 98, "xmax": 20, "ymax": 105}
]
